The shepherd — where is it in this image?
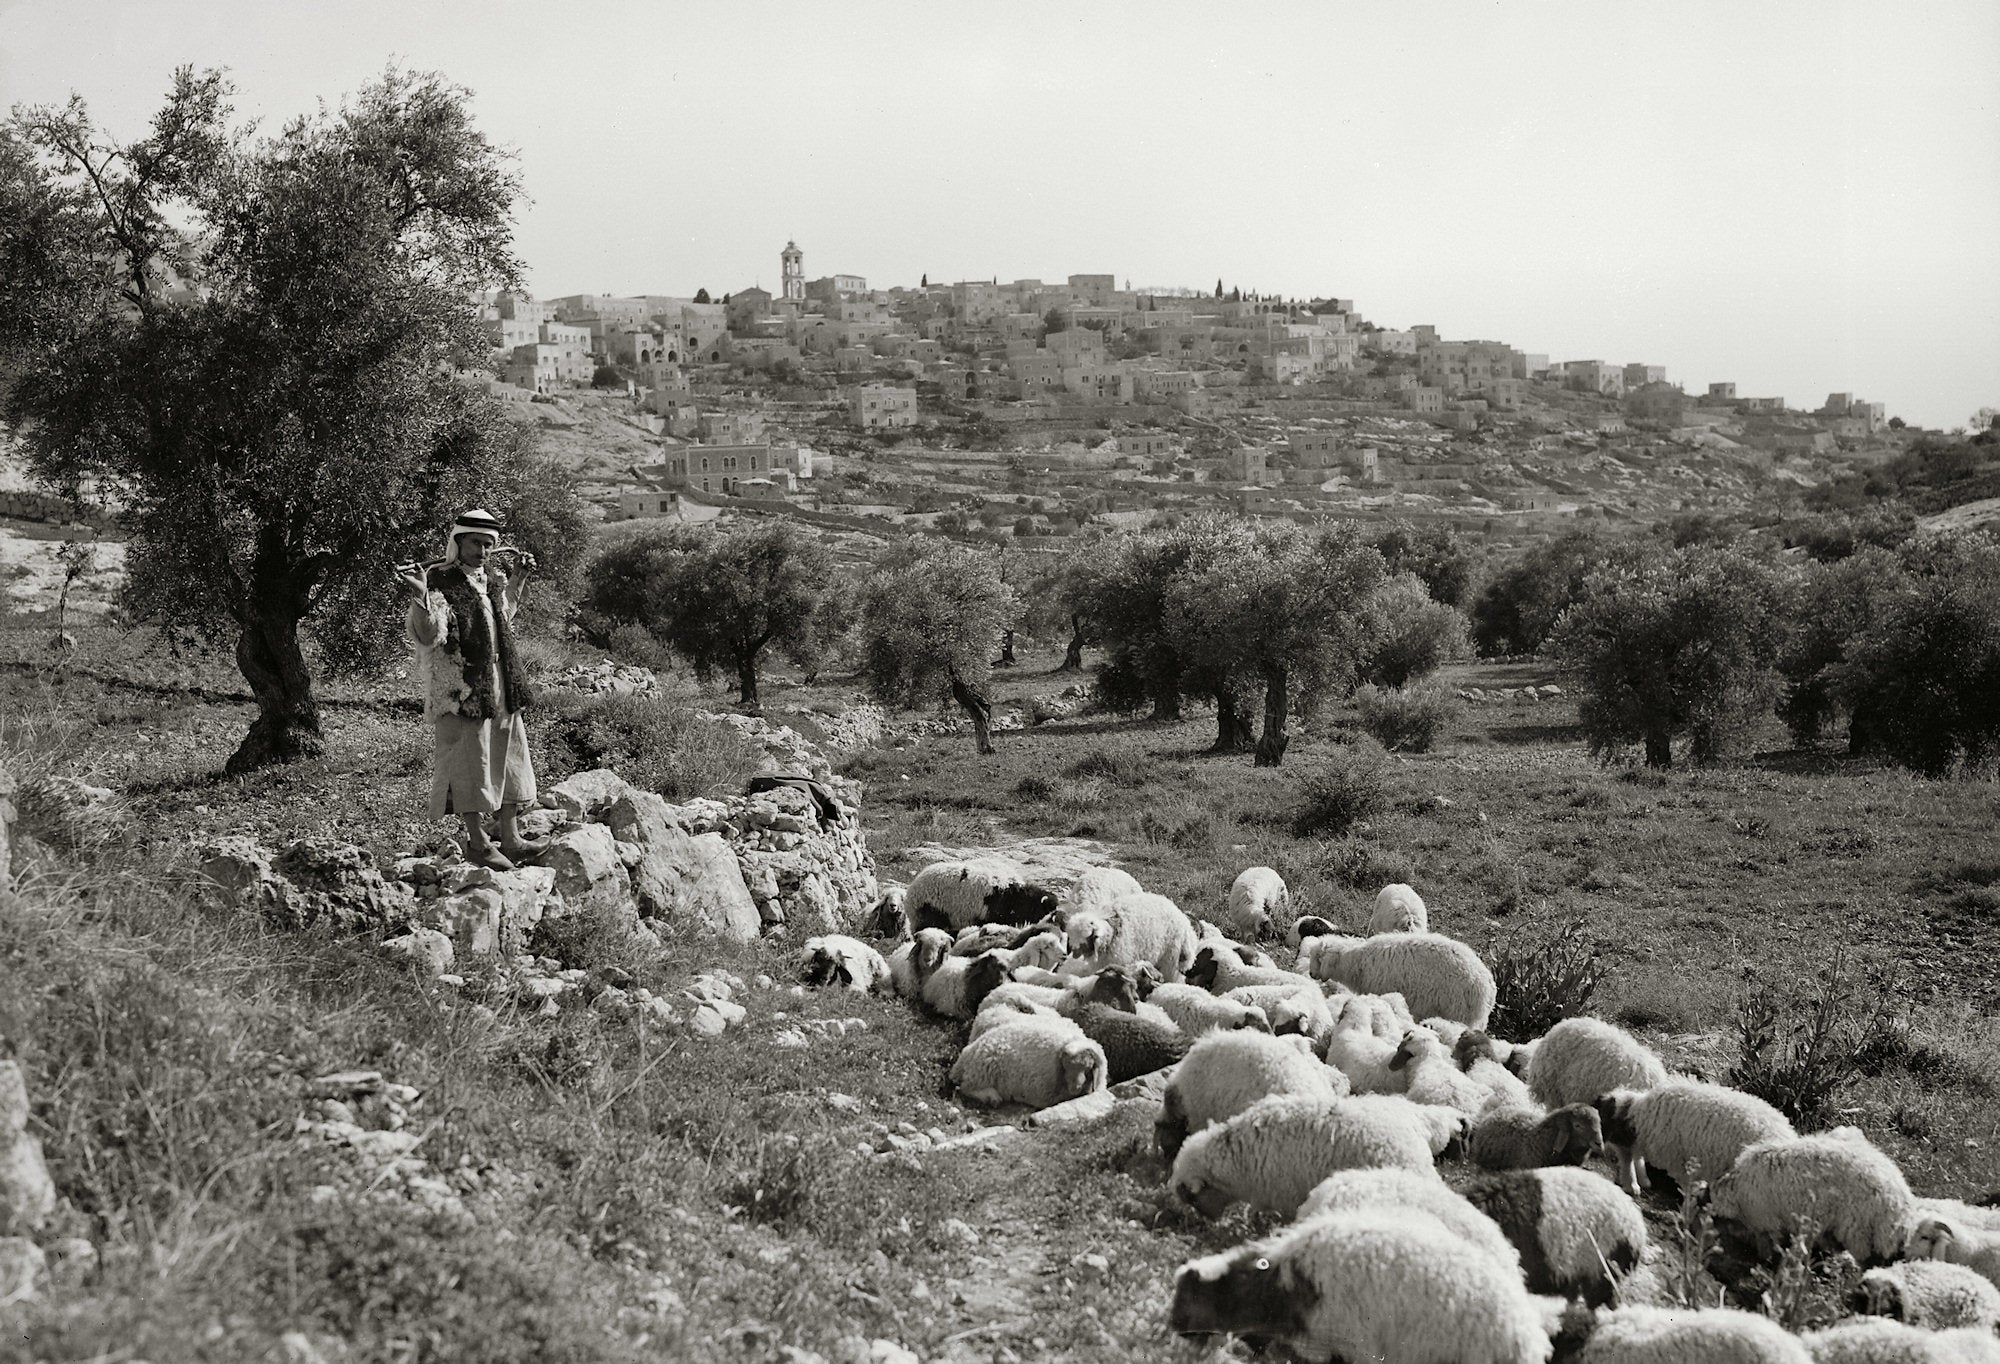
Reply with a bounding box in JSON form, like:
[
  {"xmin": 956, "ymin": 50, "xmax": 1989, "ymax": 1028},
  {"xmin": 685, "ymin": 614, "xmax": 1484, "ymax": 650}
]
[{"xmin": 396, "ymin": 508, "xmax": 543, "ymax": 870}]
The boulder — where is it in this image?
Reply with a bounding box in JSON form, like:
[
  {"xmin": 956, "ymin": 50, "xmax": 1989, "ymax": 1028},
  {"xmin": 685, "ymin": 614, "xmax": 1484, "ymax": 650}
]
[
  {"xmin": 0, "ymin": 1062, "xmax": 55, "ymax": 1237},
  {"xmin": 679, "ymin": 834, "xmax": 760, "ymax": 941},
  {"xmin": 425, "ymin": 887, "xmax": 506, "ymax": 958},
  {"xmin": 540, "ymin": 825, "xmax": 631, "ymax": 920},
  {"xmin": 545, "ymin": 769, "xmax": 636, "ymax": 822},
  {"xmin": 200, "ymin": 835, "xmax": 286, "ymax": 912},
  {"xmin": 0, "ymin": 1236, "xmax": 46, "ymax": 1302},
  {"xmin": 607, "ymin": 791, "xmax": 758, "ymax": 941},
  {"xmin": 382, "ymin": 928, "xmax": 455, "ymax": 976},
  {"xmin": 270, "ymin": 838, "xmax": 417, "ymax": 934}
]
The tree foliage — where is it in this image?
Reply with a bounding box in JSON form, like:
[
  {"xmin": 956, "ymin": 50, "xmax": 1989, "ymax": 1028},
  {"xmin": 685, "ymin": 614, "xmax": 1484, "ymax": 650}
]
[
  {"xmin": 1370, "ymin": 519, "xmax": 1475, "ymax": 607},
  {"xmin": 858, "ymin": 537, "xmax": 1017, "ymax": 752},
  {"xmin": 1470, "ymin": 529, "xmax": 1641, "ymax": 656},
  {"xmin": 1359, "ymin": 572, "xmax": 1470, "ymax": 687}
]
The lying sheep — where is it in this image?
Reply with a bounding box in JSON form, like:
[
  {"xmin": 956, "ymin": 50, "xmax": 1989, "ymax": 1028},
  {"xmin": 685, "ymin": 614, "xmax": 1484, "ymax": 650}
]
[
  {"xmin": 905, "ymin": 857, "xmax": 1059, "ymax": 934},
  {"xmin": 1709, "ymin": 1129, "xmax": 1916, "ymax": 1264},
  {"xmin": 1298, "ymin": 1168, "xmax": 1522, "ymax": 1276},
  {"xmin": 1231, "ymin": 983, "xmax": 1335, "ymax": 1039},
  {"xmin": 1906, "ymin": 1215, "xmax": 2000, "ymax": 1290},
  {"xmin": 1169, "ymin": 1208, "xmax": 1555, "ymax": 1364},
  {"xmin": 1185, "ymin": 940, "xmax": 1312, "ymax": 995},
  {"xmin": 887, "ymin": 929, "xmax": 950, "ymax": 999},
  {"xmin": 1526, "ymin": 1017, "xmax": 1668, "ymax": 1111},
  {"xmin": 919, "ymin": 947, "xmax": 1010, "ymax": 1021},
  {"xmin": 1147, "ymin": 984, "xmax": 1272, "ymax": 1037},
  {"xmin": 967, "ymin": 993, "xmax": 1061, "ymax": 1041},
  {"xmin": 1456, "ymin": 1030, "xmax": 1534, "ymax": 1104},
  {"xmin": 798, "ymin": 934, "xmax": 892, "ymax": 992},
  {"xmin": 1170, "ymin": 1093, "xmax": 1439, "ymax": 1218},
  {"xmin": 1059, "ymin": 987, "xmax": 1190, "ymax": 1084},
  {"xmin": 1801, "ymin": 1319, "xmax": 2000, "ymax": 1364},
  {"xmin": 1343, "ymin": 1094, "xmax": 1470, "ymax": 1159},
  {"xmin": 1557, "ymin": 1305, "xmax": 1811, "ymax": 1364},
  {"xmin": 949, "ymin": 1015, "xmax": 1107, "ymax": 1110},
  {"xmin": 1287, "ymin": 914, "xmax": 1340, "ymax": 948},
  {"xmin": 1461, "ymin": 1167, "xmax": 1648, "ymax": 1305},
  {"xmin": 1063, "ymin": 865, "xmax": 1144, "ymax": 916},
  {"xmin": 1221, "ymin": 866, "xmax": 1287, "ymax": 940},
  {"xmin": 1299, "ymin": 931, "xmax": 1496, "ymax": 1030},
  {"xmin": 865, "ymin": 884, "xmax": 906, "ymax": 938},
  {"xmin": 950, "ymin": 919, "xmax": 1062, "ymax": 956},
  {"xmin": 1849, "ymin": 1260, "xmax": 2000, "ymax": 1331},
  {"xmin": 1421, "ymin": 1015, "xmax": 1468, "ymax": 1049},
  {"xmin": 1468, "ymin": 1101, "xmax": 1604, "ymax": 1171},
  {"xmin": 1918, "ymin": 1197, "xmax": 2000, "ymax": 1234},
  {"xmin": 1370, "ymin": 882, "xmax": 1428, "ymax": 935},
  {"xmin": 1062, "ymin": 891, "xmax": 1198, "ymax": 984},
  {"xmin": 1389, "ymin": 1027, "xmax": 1494, "ymax": 1115},
  {"xmin": 1193, "ymin": 921, "xmax": 1279, "ymax": 967},
  {"xmin": 1156, "ymin": 1028, "xmax": 1345, "ymax": 1162},
  {"xmin": 1594, "ymin": 1079, "xmax": 1794, "ymax": 1197}
]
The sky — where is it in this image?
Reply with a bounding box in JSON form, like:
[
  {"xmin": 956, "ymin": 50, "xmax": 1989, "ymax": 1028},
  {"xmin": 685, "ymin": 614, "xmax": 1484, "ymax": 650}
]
[{"xmin": 4, "ymin": 1, "xmax": 1997, "ymax": 430}]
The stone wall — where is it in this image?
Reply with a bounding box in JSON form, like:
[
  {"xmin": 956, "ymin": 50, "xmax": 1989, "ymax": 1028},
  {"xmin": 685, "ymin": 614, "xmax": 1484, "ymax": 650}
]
[{"xmin": 0, "ymin": 491, "xmax": 119, "ymax": 534}]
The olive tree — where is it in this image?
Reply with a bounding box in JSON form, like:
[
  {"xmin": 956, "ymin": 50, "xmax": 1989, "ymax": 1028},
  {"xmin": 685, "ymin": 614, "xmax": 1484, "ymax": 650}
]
[{"xmin": 859, "ymin": 536, "xmax": 1018, "ymax": 754}]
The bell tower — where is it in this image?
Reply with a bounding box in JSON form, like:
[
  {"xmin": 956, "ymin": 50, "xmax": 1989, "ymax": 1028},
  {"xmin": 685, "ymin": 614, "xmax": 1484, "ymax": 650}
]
[{"xmin": 780, "ymin": 240, "xmax": 804, "ymax": 302}]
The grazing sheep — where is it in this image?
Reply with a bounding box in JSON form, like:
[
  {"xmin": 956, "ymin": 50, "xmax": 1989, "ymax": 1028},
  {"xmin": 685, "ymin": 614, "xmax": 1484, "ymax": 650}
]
[
  {"xmin": 1299, "ymin": 932, "xmax": 1496, "ymax": 1030},
  {"xmin": 1849, "ymin": 1260, "xmax": 2000, "ymax": 1331},
  {"xmin": 887, "ymin": 928, "xmax": 951, "ymax": 1000},
  {"xmin": 905, "ymin": 857, "xmax": 1060, "ymax": 934},
  {"xmin": 1468, "ymin": 1102, "xmax": 1604, "ymax": 1171},
  {"xmin": 1185, "ymin": 940, "xmax": 1313, "ymax": 994},
  {"xmin": 1917, "ymin": 1198, "xmax": 2000, "ymax": 1233},
  {"xmin": 1526, "ymin": 1017, "xmax": 1668, "ymax": 1111},
  {"xmin": 1461, "ymin": 1167, "xmax": 1648, "ymax": 1305},
  {"xmin": 1222, "ymin": 866, "xmax": 1288, "ymax": 939},
  {"xmin": 1288, "ymin": 914, "xmax": 1340, "ymax": 948},
  {"xmin": 798, "ymin": 934, "xmax": 892, "ymax": 992},
  {"xmin": 1147, "ymin": 984, "xmax": 1272, "ymax": 1037},
  {"xmin": 1709, "ymin": 1129, "xmax": 1916, "ymax": 1264},
  {"xmin": 1370, "ymin": 882, "xmax": 1429, "ymax": 935},
  {"xmin": 1802, "ymin": 1319, "xmax": 2000, "ymax": 1364},
  {"xmin": 1298, "ymin": 1168, "xmax": 1523, "ymax": 1275},
  {"xmin": 1594, "ymin": 1080, "xmax": 1795, "ymax": 1197},
  {"xmin": 1063, "ymin": 865, "xmax": 1145, "ymax": 916},
  {"xmin": 1389, "ymin": 1027, "xmax": 1497, "ymax": 1115},
  {"xmin": 1170, "ymin": 1093, "xmax": 1438, "ymax": 1217},
  {"xmin": 919, "ymin": 948, "xmax": 1010, "ymax": 1021},
  {"xmin": 1325, "ymin": 997, "xmax": 1405, "ymax": 1095},
  {"xmin": 1062, "ymin": 892, "xmax": 1199, "ymax": 984},
  {"xmin": 1906, "ymin": 1216, "xmax": 2000, "ymax": 1291},
  {"xmin": 1232, "ymin": 983, "xmax": 1336, "ymax": 1038},
  {"xmin": 1169, "ymin": 1208, "xmax": 1556, "ymax": 1364},
  {"xmin": 949, "ymin": 1015, "xmax": 1107, "ymax": 1110},
  {"xmin": 1157, "ymin": 1028, "xmax": 1345, "ymax": 1161},
  {"xmin": 1344, "ymin": 1094, "xmax": 1471, "ymax": 1159},
  {"xmin": 1557, "ymin": 1305, "xmax": 1811, "ymax": 1364}
]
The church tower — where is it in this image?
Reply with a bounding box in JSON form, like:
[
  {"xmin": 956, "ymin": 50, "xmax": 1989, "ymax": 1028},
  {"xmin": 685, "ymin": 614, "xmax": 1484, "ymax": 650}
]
[{"xmin": 780, "ymin": 240, "xmax": 804, "ymax": 302}]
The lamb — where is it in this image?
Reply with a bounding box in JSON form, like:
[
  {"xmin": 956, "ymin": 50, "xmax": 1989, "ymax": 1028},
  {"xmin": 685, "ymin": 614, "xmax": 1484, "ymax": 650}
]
[
  {"xmin": 1170, "ymin": 1094, "xmax": 1442, "ymax": 1218},
  {"xmin": 1460, "ymin": 1167, "xmax": 1648, "ymax": 1306},
  {"xmin": 904, "ymin": 857, "xmax": 1060, "ymax": 934},
  {"xmin": 1062, "ymin": 865, "xmax": 1144, "ymax": 916},
  {"xmin": 1061, "ymin": 891, "xmax": 1198, "ymax": 984},
  {"xmin": 1221, "ymin": 866, "xmax": 1288, "ymax": 940},
  {"xmin": 1061, "ymin": 999, "xmax": 1190, "ymax": 1084},
  {"xmin": 1593, "ymin": 1080, "xmax": 1795, "ymax": 1197},
  {"xmin": 1457, "ymin": 1029, "xmax": 1535, "ymax": 1100},
  {"xmin": 1288, "ymin": 914, "xmax": 1340, "ymax": 947},
  {"xmin": 1389, "ymin": 1027, "xmax": 1499, "ymax": 1115},
  {"xmin": 1468, "ymin": 1101, "xmax": 1604, "ymax": 1171},
  {"xmin": 1802, "ymin": 1319, "xmax": 2000, "ymax": 1364},
  {"xmin": 1147, "ymin": 984, "xmax": 1272, "ymax": 1036},
  {"xmin": 798, "ymin": 934, "xmax": 892, "ymax": 992},
  {"xmin": 1170, "ymin": 1207, "xmax": 1555, "ymax": 1364},
  {"xmin": 1556, "ymin": 1306, "xmax": 1812, "ymax": 1363},
  {"xmin": 1185, "ymin": 940, "xmax": 1314, "ymax": 994},
  {"xmin": 984, "ymin": 931, "xmax": 1068, "ymax": 973},
  {"xmin": 917, "ymin": 944, "xmax": 1011, "ymax": 1021},
  {"xmin": 1298, "ymin": 931, "xmax": 1496, "ymax": 1030},
  {"xmin": 1906, "ymin": 1215, "xmax": 2000, "ymax": 1291},
  {"xmin": 886, "ymin": 928, "xmax": 951, "ymax": 1000},
  {"xmin": 1370, "ymin": 882, "xmax": 1429, "ymax": 935},
  {"xmin": 1298, "ymin": 1167, "xmax": 1522, "ymax": 1276},
  {"xmin": 1526, "ymin": 1017, "xmax": 1668, "ymax": 1111},
  {"xmin": 1156, "ymin": 1028, "xmax": 1346, "ymax": 1161},
  {"xmin": 1849, "ymin": 1260, "xmax": 2000, "ymax": 1331},
  {"xmin": 949, "ymin": 1015, "xmax": 1108, "ymax": 1110},
  {"xmin": 1708, "ymin": 1129, "xmax": 1916, "ymax": 1264}
]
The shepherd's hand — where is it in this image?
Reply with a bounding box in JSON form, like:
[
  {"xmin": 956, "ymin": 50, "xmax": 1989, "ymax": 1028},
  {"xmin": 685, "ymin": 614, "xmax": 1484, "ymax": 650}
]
[{"xmin": 396, "ymin": 568, "xmax": 429, "ymax": 602}]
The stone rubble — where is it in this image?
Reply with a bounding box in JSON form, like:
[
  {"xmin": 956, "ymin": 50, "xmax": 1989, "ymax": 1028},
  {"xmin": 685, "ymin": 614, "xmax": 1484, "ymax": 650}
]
[
  {"xmin": 0, "ymin": 1060, "xmax": 56, "ymax": 1241},
  {"xmin": 1456, "ymin": 682, "xmax": 1566, "ymax": 704},
  {"xmin": 541, "ymin": 659, "xmax": 661, "ymax": 697}
]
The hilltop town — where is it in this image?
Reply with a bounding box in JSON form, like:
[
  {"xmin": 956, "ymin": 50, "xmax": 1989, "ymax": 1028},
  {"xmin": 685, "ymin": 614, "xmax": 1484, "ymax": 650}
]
[{"xmin": 479, "ymin": 240, "xmax": 1915, "ymax": 540}]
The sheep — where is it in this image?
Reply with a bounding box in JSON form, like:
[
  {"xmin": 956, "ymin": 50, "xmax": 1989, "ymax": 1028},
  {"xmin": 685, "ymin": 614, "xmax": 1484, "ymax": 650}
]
[
  {"xmin": 1325, "ymin": 996, "xmax": 1405, "ymax": 1095},
  {"xmin": 1849, "ymin": 1260, "xmax": 2000, "ymax": 1331},
  {"xmin": 950, "ymin": 919, "xmax": 1064, "ymax": 956},
  {"xmin": 1061, "ymin": 999, "xmax": 1190, "ymax": 1084},
  {"xmin": 1708, "ymin": 1129, "xmax": 1916, "ymax": 1265},
  {"xmin": 1593, "ymin": 1080, "xmax": 1795, "ymax": 1198},
  {"xmin": 1556, "ymin": 1305, "xmax": 1812, "ymax": 1363},
  {"xmin": 1221, "ymin": 866, "xmax": 1287, "ymax": 940},
  {"xmin": 1185, "ymin": 940, "xmax": 1313, "ymax": 995},
  {"xmin": 1194, "ymin": 920, "xmax": 1279, "ymax": 967},
  {"xmin": 1287, "ymin": 914, "xmax": 1340, "ymax": 948},
  {"xmin": 967, "ymin": 994, "xmax": 1062, "ymax": 1041},
  {"xmin": 1421, "ymin": 1015, "xmax": 1469, "ymax": 1049},
  {"xmin": 1156, "ymin": 1028, "xmax": 1345, "ymax": 1162},
  {"xmin": 865, "ymin": 884, "xmax": 906, "ymax": 938},
  {"xmin": 1918, "ymin": 1197, "xmax": 2000, "ymax": 1234},
  {"xmin": 1170, "ymin": 1093, "xmax": 1439, "ymax": 1217},
  {"xmin": 1526, "ymin": 1017, "xmax": 1668, "ymax": 1111},
  {"xmin": 985, "ymin": 931, "xmax": 1068, "ymax": 973},
  {"xmin": 1298, "ymin": 931, "xmax": 1496, "ymax": 1030},
  {"xmin": 1147, "ymin": 984, "xmax": 1272, "ymax": 1037},
  {"xmin": 916, "ymin": 939, "xmax": 1011, "ymax": 1021},
  {"xmin": 1457, "ymin": 1030, "xmax": 1536, "ymax": 1104},
  {"xmin": 1342, "ymin": 1094, "xmax": 1471, "ymax": 1158},
  {"xmin": 1231, "ymin": 982, "xmax": 1336, "ymax": 1039},
  {"xmin": 948, "ymin": 1015, "xmax": 1108, "ymax": 1110},
  {"xmin": 886, "ymin": 928, "xmax": 951, "ymax": 999},
  {"xmin": 1906, "ymin": 1215, "xmax": 2000, "ymax": 1291},
  {"xmin": 798, "ymin": 934, "xmax": 892, "ymax": 992},
  {"xmin": 1370, "ymin": 882, "xmax": 1429, "ymax": 935},
  {"xmin": 1061, "ymin": 891, "xmax": 1198, "ymax": 984},
  {"xmin": 1468, "ymin": 1101, "xmax": 1604, "ymax": 1171},
  {"xmin": 1460, "ymin": 1167, "xmax": 1648, "ymax": 1306},
  {"xmin": 1801, "ymin": 1319, "xmax": 2000, "ymax": 1364},
  {"xmin": 1389, "ymin": 1027, "xmax": 1498, "ymax": 1115},
  {"xmin": 1063, "ymin": 865, "xmax": 1144, "ymax": 916},
  {"xmin": 1298, "ymin": 1167, "xmax": 1522, "ymax": 1276},
  {"xmin": 1169, "ymin": 1207, "xmax": 1556, "ymax": 1364},
  {"xmin": 904, "ymin": 857, "xmax": 1060, "ymax": 934}
]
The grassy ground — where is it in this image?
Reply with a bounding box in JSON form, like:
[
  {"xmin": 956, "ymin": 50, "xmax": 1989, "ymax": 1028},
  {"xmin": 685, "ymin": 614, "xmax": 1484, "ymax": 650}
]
[{"xmin": 2, "ymin": 600, "xmax": 1998, "ymax": 1361}]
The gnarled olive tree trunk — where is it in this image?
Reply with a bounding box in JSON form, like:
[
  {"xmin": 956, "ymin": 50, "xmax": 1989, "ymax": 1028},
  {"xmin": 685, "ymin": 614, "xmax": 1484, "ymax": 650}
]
[
  {"xmin": 1211, "ymin": 687, "xmax": 1254, "ymax": 753},
  {"xmin": 1060, "ymin": 614, "xmax": 1086, "ymax": 672},
  {"xmin": 948, "ymin": 667, "xmax": 995, "ymax": 755},
  {"xmin": 1254, "ymin": 664, "xmax": 1290, "ymax": 767},
  {"xmin": 228, "ymin": 606, "xmax": 325, "ymax": 774}
]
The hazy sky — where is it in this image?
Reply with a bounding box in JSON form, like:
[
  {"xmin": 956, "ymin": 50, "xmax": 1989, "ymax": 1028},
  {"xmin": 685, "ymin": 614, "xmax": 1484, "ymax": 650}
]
[{"xmin": 5, "ymin": 1, "xmax": 1996, "ymax": 429}]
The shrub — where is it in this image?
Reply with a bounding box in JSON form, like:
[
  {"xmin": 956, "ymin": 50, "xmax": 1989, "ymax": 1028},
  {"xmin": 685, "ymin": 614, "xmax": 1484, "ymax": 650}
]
[
  {"xmin": 1728, "ymin": 946, "xmax": 1904, "ymax": 1131},
  {"xmin": 1487, "ymin": 917, "xmax": 1607, "ymax": 1039},
  {"xmin": 537, "ymin": 690, "xmax": 765, "ymax": 802},
  {"xmin": 1360, "ymin": 574, "xmax": 1471, "ymax": 687},
  {"xmin": 1311, "ymin": 838, "xmax": 1417, "ymax": 892},
  {"xmin": 1290, "ymin": 741, "xmax": 1388, "ymax": 838},
  {"xmin": 1066, "ymin": 745, "xmax": 1157, "ymax": 786},
  {"xmin": 1356, "ymin": 682, "xmax": 1461, "ymax": 753},
  {"xmin": 1014, "ymin": 773, "xmax": 1057, "ymax": 802}
]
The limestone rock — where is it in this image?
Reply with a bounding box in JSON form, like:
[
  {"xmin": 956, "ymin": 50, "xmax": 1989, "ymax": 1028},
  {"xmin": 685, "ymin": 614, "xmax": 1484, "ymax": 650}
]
[
  {"xmin": 267, "ymin": 838, "xmax": 417, "ymax": 934},
  {"xmin": 1026, "ymin": 1089, "xmax": 1117, "ymax": 1129},
  {"xmin": 382, "ymin": 928, "xmax": 454, "ymax": 976},
  {"xmin": 541, "ymin": 825, "xmax": 631, "ymax": 920},
  {"xmin": 426, "ymin": 886, "xmax": 506, "ymax": 958},
  {"xmin": 545, "ymin": 768, "xmax": 636, "ymax": 822},
  {"xmin": 200, "ymin": 835, "xmax": 285, "ymax": 911},
  {"xmin": 0, "ymin": 1236, "xmax": 46, "ymax": 1302},
  {"xmin": 0, "ymin": 1062, "xmax": 55, "ymax": 1238}
]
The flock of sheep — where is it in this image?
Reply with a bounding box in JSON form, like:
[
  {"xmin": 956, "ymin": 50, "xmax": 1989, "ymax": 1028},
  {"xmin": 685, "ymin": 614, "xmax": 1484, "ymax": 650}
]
[{"xmin": 797, "ymin": 857, "xmax": 2000, "ymax": 1364}]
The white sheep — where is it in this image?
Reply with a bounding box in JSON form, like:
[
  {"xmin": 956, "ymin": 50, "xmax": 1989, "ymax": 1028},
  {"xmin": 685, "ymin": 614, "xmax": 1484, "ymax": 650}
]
[
  {"xmin": 1709, "ymin": 1129, "xmax": 1916, "ymax": 1264},
  {"xmin": 1593, "ymin": 1079, "xmax": 1795, "ymax": 1197},
  {"xmin": 1341, "ymin": 1094, "xmax": 1471, "ymax": 1159},
  {"xmin": 1170, "ymin": 1093, "xmax": 1439, "ymax": 1217},
  {"xmin": 1461, "ymin": 1166, "xmax": 1649, "ymax": 1305},
  {"xmin": 1802, "ymin": 1318, "xmax": 2000, "ymax": 1364},
  {"xmin": 1146, "ymin": 984, "xmax": 1272, "ymax": 1037},
  {"xmin": 1185, "ymin": 940, "xmax": 1313, "ymax": 994},
  {"xmin": 1298, "ymin": 931, "xmax": 1496, "ymax": 1030},
  {"xmin": 1169, "ymin": 1208, "xmax": 1555, "ymax": 1364},
  {"xmin": 948, "ymin": 1015, "xmax": 1108, "ymax": 1110},
  {"xmin": 886, "ymin": 929, "xmax": 951, "ymax": 1000},
  {"xmin": 1906, "ymin": 1215, "xmax": 2000, "ymax": 1291},
  {"xmin": 967, "ymin": 994, "xmax": 1062, "ymax": 1041},
  {"xmin": 1061, "ymin": 891, "xmax": 1198, "ymax": 984},
  {"xmin": 1325, "ymin": 996, "xmax": 1405, "ymax": 1095},
  {"xmin": 1370, "ymin": 882, "xmax": 1429, "ymax": 935},
  {"xmin": 1156, "ymin": 1028, "xmax": 1346, "ymax": 1161},
  {"xmin": 1454, "ymin": 1030, "xmax": 1535, "ymax": 1104},
  {"xmin": 1193, "ymin": 920, "xmax": 1279, "ymax": 967},
  {"xmin": 1298, "ymin": 1167, "xmax": 1523, "ymax": 1276},
  {"xmin": 1062, "ymin": 865, "xmax": 1145, "ymax": 916},
  {"xmin": 1850, "ymin": 1260, "xmax": 2000, "ymax": 1331},
  {"xmin": 798, "ymin": 934, "xmax": 892, "ymax": 992},
  {"xmin": 1526, "ymin": 1016, "xmax": 1668, "ymax": 1110},
  {"xmin": 904, "ymin": 857, "xmax": 1059, "ymax": 934},
  {"xmin": 950, "ymin": 920, "xmax": 1060, "ymax": 956},
  {"xmin": 1389, "ymin": 1027, "xmax": 1498, "ymax": 1115},
  {"xmin": 1421, "ymin": 1014, "xmax": 1468, "ymax": 1049},
  {"xmin": 1228, "ymin": 982, "xmax": 1335, "ymax": 1039},
  {"xmin": 1917, "ymin": 1197, "xmax": 2000, "ymax": 1233},
  {"xmin": 918, "ymin": 945, "xmax": 1011, "ymax": 1021},
  {"xmin": 1561, "ymin": 1306, "xmax": 1811, "ymax": 1363},
  {"xmin": 1221, "ymin": 866, "xmax": 1287, "ymax": 940}
]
